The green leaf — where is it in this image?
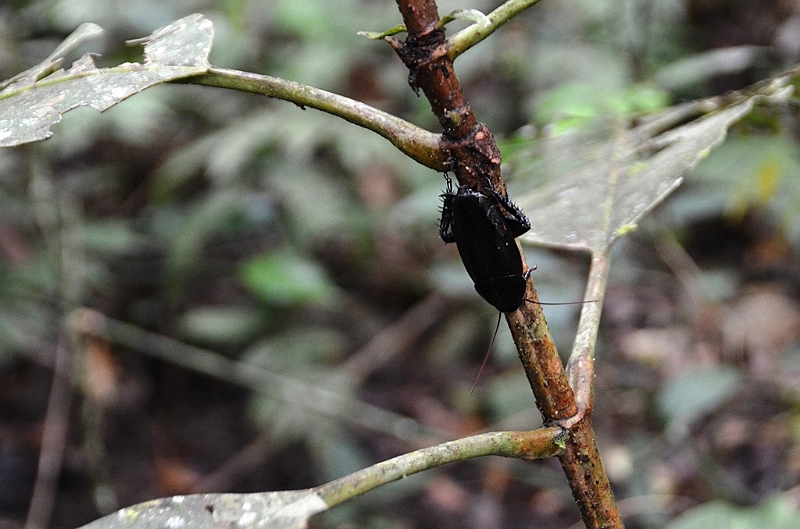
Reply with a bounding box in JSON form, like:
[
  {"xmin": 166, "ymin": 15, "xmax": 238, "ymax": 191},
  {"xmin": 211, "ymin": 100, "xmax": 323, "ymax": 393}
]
[
  {"xmin": 241, "ymin": 327, "xmax": 347, "ymax": 372},
  {"xmin": 509, "ymin": 74, "xmax": 796, "ymax": 257},
  {"xmin": 160, "ymin": 187, "xmax": 248, "ymax": 285},
  {"xmin": 657, "ymin": 365, "xmax": 742, "ymax": 433},
  {"xmin": 534, "ymin": 83, "xmax": 669, "ymax": 129},
  {"xmin": 78, "ymin": 491, "xmax": 328, "ymax": 529},
  {"xmin": 439, "ymin": 9, "xmax": 490, "ymax": 28},
  {"xmin": 666, "ymin": 500, "xmax": 748, "ymax": 529},
  {"xmin": 80, "ymin": 220, "xmax": 148, "ymax": 254},
  {"xmin": 686, "ymin": 134, "xmax": 800, "ymax": 245},
  {"xmin": 240, "ymin": 251, "xmax": 336, "ymax": 306},
  {"xmin": 178, "ymin": 306, "xmax": 263, "ymax": 345},
  {"xmin": 0, "ymin": 14, "xmax": 213, "ymax": 147},
  {"xmin": 357, "ymin": 24, "xmax": 407, "ymax": 40}
]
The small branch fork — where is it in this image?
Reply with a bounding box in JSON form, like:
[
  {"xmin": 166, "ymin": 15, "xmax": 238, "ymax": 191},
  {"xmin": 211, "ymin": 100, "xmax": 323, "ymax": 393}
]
[
  {"xmin": 389, "ymin": 0, "xmax": 505, "ymax": 197},
  {"xmin": 316, "ymin": 428, "xmax": 565, "ymax": 508},
  {"xmin": 390, "ymin": 1, "xmax": 622, "ymax": 527}
]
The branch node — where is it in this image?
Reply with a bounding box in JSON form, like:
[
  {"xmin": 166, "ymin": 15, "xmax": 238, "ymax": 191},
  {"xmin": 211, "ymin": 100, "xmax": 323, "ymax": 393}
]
[{"xmin": 441, "ymin": 122, "xmax": 503, "ymax": 193}]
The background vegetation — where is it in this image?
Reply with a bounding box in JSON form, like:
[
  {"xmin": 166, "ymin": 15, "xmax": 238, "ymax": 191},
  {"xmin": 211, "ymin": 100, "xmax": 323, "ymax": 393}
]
[{"xmin": 1, "ymin": 0, "xmax": 799, "ymax": 527}]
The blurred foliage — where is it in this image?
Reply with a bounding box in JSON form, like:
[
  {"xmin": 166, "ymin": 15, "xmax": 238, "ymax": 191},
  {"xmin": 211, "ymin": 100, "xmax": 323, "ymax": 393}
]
[
  {"xmin": 1, "ymin": 1, "xmax": 799, "ymax": 528},
  {"xmin": 682, "ymin": 133, "xmax": 800, "ymax": 245},
  {"xmin": 664, "ymin": 495, "xmax": 800, "ymax": 529},
  {"xmin": 239, "ymin": 250, "xmax": 337, "ymax": 307},
  {"xmin": 657, "ymin": 365, "xmax": 742, "ymax": 438},
  {"xmin": 532, "ymin": 82, "xmax": 670, "ymax": 132}
]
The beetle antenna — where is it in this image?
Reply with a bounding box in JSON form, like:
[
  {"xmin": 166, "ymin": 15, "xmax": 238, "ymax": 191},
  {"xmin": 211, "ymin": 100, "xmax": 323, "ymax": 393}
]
[
  {"xmin": 469, "ymin": 299, "xmax": 596, "ymax": 393},
  {"xmin": 471, "ymin": 311, "xmax": 502, "ymax": 394},
  {"xmin": 525, "ymin": 299, "xmax": 598, "ymax": 306},
  {"xmin": 521, "ymin": 267, "xmax": 597, "ymax": 306}
]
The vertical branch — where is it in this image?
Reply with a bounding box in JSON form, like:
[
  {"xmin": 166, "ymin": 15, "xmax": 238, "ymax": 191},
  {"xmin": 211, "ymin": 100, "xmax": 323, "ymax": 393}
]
[
  {"xmin": 391, "ymin": 0, "xmax": 577, "ymax": 423},
  {"xmin": 567, "ymin": 254, "xmax": 611, "ymax": 414},
  {"xmin": 24, "ymin": 334, "xmax": 74, "ymax": 529},
  {"xmin": 559, "ymin": 419, "xmax": 621, "ymax": 527},
  {"xmin": 392, "ymin": 0, "xmax": 476, "ymax": 136},
  {"xmin": 390, "ymin": 1, "xmax": 623, "ymax": 527},
  {"xmin": 560, "ymin": 254, "xmax": 621, "ymax": 526},
  {"xmin": 24, "ymin": 153, "xmax": 75, "ymax": 529}
]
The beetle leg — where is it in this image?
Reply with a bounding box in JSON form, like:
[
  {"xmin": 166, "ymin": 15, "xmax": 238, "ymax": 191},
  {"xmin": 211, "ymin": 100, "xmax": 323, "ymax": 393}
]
[
  {"xmin": 490, "ymin": 190, "xmax": 530, "ymax": 238},
  {"xmin": 439, "ymin": 174, "xmax": 457, "ymax": 243},
  {"xmin": 522, "ymin": 263, "xmax": 537, "ymax": 280}
]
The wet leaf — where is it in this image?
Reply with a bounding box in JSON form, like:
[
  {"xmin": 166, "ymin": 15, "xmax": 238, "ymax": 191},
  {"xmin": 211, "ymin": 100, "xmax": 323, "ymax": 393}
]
[
  {"xmin": 509, "ymin": 74, "xmax": 796, "ymax": 256},
  {"xmin": 0, "ymin": 14, "xmax": 213, "ymax": 147},
  {"xmin": 0, "ymin": 23, "xmax": 104, "ymax": 91},
  {"xmin": 78, "ymin": 491, "xmax": 328, "ymax": 529}
]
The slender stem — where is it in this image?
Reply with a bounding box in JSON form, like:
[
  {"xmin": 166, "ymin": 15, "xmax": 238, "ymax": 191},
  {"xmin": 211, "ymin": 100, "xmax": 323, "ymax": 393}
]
[
  {"xmin": 506, "ymin": 256, "xmax": 621, "ymax": 529},
  {"xmin": 395, "ymin": 0, "xmax": 442, "ymax": 35},
  {"xmin": 556, "ymin": 252, "xmax": 621, "ymax": 527},
  {"xmin": 24, "ymin": 154, "xmax": 80, "ymax": 529},
  {"xmin": 448, "ymin": 0, "xmax": 545, "ymax": 60},
  {"xmin": 188, "ymin": 66, "xmax": 446, "ymax": 171},
  {"xmin": 316, "ymin": 428, "xmax": 564, "ymax": 507},
  {"xmin": 77, "ymin": 429, "xmax": 564, "ymax": 529},
  {"xmin": 391, "ymin": 0, "xmax": 514, "ymax": 197},
  {"xmin": 393, "ymin": 0, "xmax": 479, "ymax": 141},
  {"xmin": 24, "ymin": 334, "xmax": 74, "ymax": 529},
  {"xmin": 566, "ymin": 253, "xmax": 611, "ymax": 417},
  {"xmin": 340, "ymin": 293, "xmax": 449, "ymax": 381}
]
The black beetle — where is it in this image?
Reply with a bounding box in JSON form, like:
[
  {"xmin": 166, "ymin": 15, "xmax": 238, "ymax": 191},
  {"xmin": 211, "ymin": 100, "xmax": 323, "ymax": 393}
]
[{"xmin": 439, "ymin": 175, "xmax": 532, "ymax": 312}]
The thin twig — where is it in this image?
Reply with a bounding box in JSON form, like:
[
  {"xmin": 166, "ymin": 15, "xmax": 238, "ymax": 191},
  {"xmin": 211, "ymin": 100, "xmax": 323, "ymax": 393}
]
[
  {"xmin": 316, "ymin": 428, "xmax": 564, "ymax": 507},
  {"xmin": 24, "ymin": 150, "xmax": 79, "ymax": 529},
  {"xmin": 24, "ymin": 333, "xmax": 74, "ymax": 529},
  {"xmin": 566, "ymin": 253, "xmax": 610, "ymax": 418},
  {"xmin": 69, "ymin": 309, "xmax": 447, "ymax": 445},
  {"xmin": 188, "ymin": 434, "xmax": 275, "ymax": 493},
  {"xmin": 340, "ymin": 293, "xmax": 449, "ymax": 381},
  {"xmin": 448, "ymin": 0, "xmax": 546, "ymax": 60},
  {"xmin": 78, "ymin": 428, "xmax": 564, "ymax": 529},
  {"xmin": 189, "ymin": 67, "xmax": 446, "ymax": 171}
]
